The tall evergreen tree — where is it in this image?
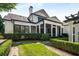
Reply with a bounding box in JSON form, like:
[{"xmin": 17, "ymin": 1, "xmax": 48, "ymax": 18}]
[{"xmin": 0, "ymin": 15, "xmax": 4, "ymax": 33}]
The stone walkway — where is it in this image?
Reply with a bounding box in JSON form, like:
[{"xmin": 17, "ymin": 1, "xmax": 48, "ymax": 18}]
[
  {"xmin": 0, "ymin": 39, "xmax": 5, "ymax": 44},
  {"xmin": 8, "ymin": 46, "xmax": 19, "ymax": 56},
  {"xmin": 45, "ymin": 45, "xmax": 74, "ymax": 56},
  {"xmin": 43, "ymin": 41, "xmax": 74, "ymax": 56}
]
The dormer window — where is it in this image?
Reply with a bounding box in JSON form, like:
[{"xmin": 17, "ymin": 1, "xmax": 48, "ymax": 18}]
[{"xmin": 38, "ymin": 16, "xmax": 44, "ymax": 22}]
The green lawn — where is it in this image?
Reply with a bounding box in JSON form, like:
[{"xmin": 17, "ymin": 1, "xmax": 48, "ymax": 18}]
[{"xmin": 18, "ymin": 43, "xmax": 59, "ymax": 56}]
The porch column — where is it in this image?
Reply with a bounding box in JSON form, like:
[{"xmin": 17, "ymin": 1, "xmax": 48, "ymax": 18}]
[
  {"xmin": 44, "ymin": 23, "xmax": 46, "ymax": 34},
  {"xmin": 51, "ymin": 24, "xmax": 53, "ymax": 37},
  {"xmin": 29, "ymin": 25, "xmax": 31, "ymax": 33},
  {"xmin": 39, "ymin": 25, "xmax": 40, "ymax": 33},
  {"xmin": 36, "ymin": 26, "xmax": 37, "ymax": 33},
  {"xmin": 56, "ymin": 25, "xmax": 58, "ymax": 37}
]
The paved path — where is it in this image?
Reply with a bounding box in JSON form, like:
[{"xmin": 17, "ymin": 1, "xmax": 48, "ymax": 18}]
[
  {"xmin": 42, "ymin": 41, "xmax": 74, "ymax": 56},
  {"xmin": 0, "ymin": 39, "xmax": 5, "ymax": 44},
  {"xmin": 8, "ymin": 46, "xmax": 19, "ymax": 56},
  {"xmin": 45, "ymin": 45, "xmax": 74, "ymax": 56}
]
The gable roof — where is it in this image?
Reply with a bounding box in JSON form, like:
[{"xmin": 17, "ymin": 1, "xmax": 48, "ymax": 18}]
[
  {"xmin": 33, "ymin": 9, "xmax": 49, "ymax": 17},
  {"xmin": 47, "ymin": 16, "xmax": 61, "ymax": 22},
  {"xmin": 3, "ymin": 13, "xmax": 29, "ymax": 22}
]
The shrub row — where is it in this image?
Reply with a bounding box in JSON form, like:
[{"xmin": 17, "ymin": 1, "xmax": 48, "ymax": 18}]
[
  {"xmin": 62, "ymin": 33, "xmax": 68, "ymax": 37},
  {"xmin": 51, "ymin": 37, "xmax": 68, "ymax": 41},
  {"xmin": 4, "ymin": 33, "xmax": 49, "ymax": 41},
  {"xmin": 0, "ymin": 40, "xmax": 12, "ymax": 56},
  {"xmin": 50, "ymin": 39, "xmax": 79, "ymax": 55},
  {"xmin": 0, "ymin": 33, "xmax": 4, "ymax": 39}
]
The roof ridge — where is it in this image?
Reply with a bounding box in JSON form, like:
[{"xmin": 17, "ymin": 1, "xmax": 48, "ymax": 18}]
[
  {"xmin": 33, "ymin": 9, "xmax": 44, "ymax": 13},
  {"xmin": 8, "ymin": 13, "xmax": 27, "ymax": 18}
]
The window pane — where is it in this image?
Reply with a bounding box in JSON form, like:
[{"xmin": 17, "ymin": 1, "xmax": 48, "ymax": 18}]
[
  {"xmin": 14, "ymin": 25, "xmax": 21, "ymax": 33},
  {"xmin": 21, "ymin": 26, "xmax": 25, "ymax": 33},
  {"xmin": 25, "ymin": 26, "xmax": 29, "ymax": 33},
  {"xmin": 31, "ymin": 26, "xmax": 36, "ymax": 33}
]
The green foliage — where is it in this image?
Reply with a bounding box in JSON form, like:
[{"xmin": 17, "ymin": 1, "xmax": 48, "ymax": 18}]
[
  {"xmin": 0, "ymin": 3, "xmax": 17, "ymax": 12},
  {"xmin": 0, "ymin": 40, "xmax": 12, "ymax": 56},
  {"xmin": 62, "ymin": 33, "xmax": 68, "ymax": 37},
  {"xmin": 19, "ymin": 43, "xmax": 59, "ymax": 56},
  {"xmin": 51, "ymin": 37, "xmax": 68, "ymax": 41},
  {"xmin": 50, "ymin": 39, "xmax": 79, "ymax": 55},
  {"xmin": 0, "ymin": 33, "xmax": 4, "ymax": 38},
  {"xmin": 4, "ymin": 33, "xmax": 49, "ymax": 41},
  {"xmin": 3, "ymin": 33, "xmax": 13, "ymax": 39},
  {"xmin": 0, "ymin": 15, "xmax": 4, "ymax": 33},
  {"xmin": 41, "ymin": 34, "xmax": 49, "ymax": 41}
]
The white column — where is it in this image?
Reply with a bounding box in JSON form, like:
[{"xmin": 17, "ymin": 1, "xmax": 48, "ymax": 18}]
[
  {"xmin": 39, "ymin": 25, "xmax": 40, "ymax": 33},
  {"xmin": 29, "ymin": 25, "xmax": 31, "ymax": 33},
  {"xmin": 44, "ymin": 23, "xmax": 46, "ymax": 34},
  {"xmin": 56, "ymin": 25, "xmax": 58, "ymax": 37},
  {"xmin": 36, "ymin": 26, "xmax": 37, "ymax": 33},
  {"xmin": 51, "ymin": 24, "xmax": 53, "ymax": 37}
]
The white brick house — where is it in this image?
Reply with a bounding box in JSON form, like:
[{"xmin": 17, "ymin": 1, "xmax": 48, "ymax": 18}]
[{"xmin": 3, "ymin": 6, "xmax": 63, "ymax": 37}]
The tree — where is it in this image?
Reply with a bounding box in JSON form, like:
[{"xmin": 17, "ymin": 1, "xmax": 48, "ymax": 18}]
[
  {"xmin": 0, "ymin": 15, "xmax": 4, "ymax": 33},
  {"xmin": 0, "ymin": 3, "xmax": 17, "ymax": 12},
  {"xmin": 0, "ymin": 3, "xmax": 17, "ymax": 33}
]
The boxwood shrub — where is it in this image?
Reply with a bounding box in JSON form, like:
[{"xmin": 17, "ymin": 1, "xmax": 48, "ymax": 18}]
[
  {"xmin": 41, "ymin": 34, "xmax": 49, "ymax": 41},
  {"xmin": 4, "ymin": 33, "xmax": 49, "ymax": 41},
  {"xmin": 0, "ymin": 40, "xmax": 12, "ymax": 56},
  {"xmin": 50, "ymin": 39, "xmax": 79, "ymax": 55}
]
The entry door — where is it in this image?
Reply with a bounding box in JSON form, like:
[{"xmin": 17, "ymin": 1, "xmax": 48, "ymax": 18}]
[{"xmin": 53, "ymin": 28, "xmax": 56, "ymax": 37}]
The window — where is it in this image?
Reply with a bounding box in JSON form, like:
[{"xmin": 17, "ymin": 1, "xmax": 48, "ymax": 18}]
[
  {"xmin": 46, "ymin": 24, "xmax": 51, "ymax": 34},
  {"xmin": 73, "ymin": 27, "xmax": 75, "ymax": 34},
  {"xmin": 37, "ymin": 25, "xmax": 39, "ymax": 33},
  {"xmin": 73, "ymin": 27, "xmax": 75, "ymax": 42},
  {"xmin": 31, "ymin": 26, "xmax": 36, "ymax": 33},
  {"xmin": 21, "ymin": 26, "xmax": 25, "ymax": 33},
  {"xmin": 38, "ymin": 16, "xmax": 44, "ymax": 22},
  {"xmin": 78, "ymin": 32, "xmax": 79, "ymax": 41},
  {"xmin": 14, "ymin": 25, "xmax": 29, "ymax": 34},
  {"xmin": 25, "ymin": 26, "xmax": 29, "ymax": 33},
  {"xmin": 14, "ymin": 25, "xmax": 21, "ymax": 33},
  {"xmin": 40, "ymin": 24, "xmax": 44, "ymax": 33}
]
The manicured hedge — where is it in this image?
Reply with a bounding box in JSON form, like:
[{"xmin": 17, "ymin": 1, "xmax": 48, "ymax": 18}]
[
  {"xmin": 4, "ymin": 33, "xmax": 49, "ymax": 41},
  {"xmin": 0, "ymin": 40, "xmax": 12, "ymax": 56},
  {"xmin": 0, "ymin": 33, "xmax": 4, "ymax": 39},
  {"xmin": 51, "ymin": 37, "xmax": 68, "ymax": 41},
  {"xmin": 41, "ymin": 34, "xmax": 49, "ymax": 41},
  {"xmin": 50, "ymin": 39, "xmax": 79, "ymax": 55}
]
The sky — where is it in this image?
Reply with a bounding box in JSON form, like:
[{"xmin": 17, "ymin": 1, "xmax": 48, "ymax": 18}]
[{"xmin": 0, "ymin": 3, "xmax": 79, "ymax": 22}]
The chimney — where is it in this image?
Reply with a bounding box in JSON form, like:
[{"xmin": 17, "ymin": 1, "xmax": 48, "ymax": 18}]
[{"xmin": 29, "ymin": 6, "xmax": 33, "ymax": 15}]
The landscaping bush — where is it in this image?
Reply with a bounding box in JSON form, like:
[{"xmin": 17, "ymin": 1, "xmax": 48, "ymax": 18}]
[
  {"xmin": 3, "ymin": 33, "xmax": 13, "ymax": 39},
  {"xmin": 50, "ymin": 39, "xmax": 79, "ymax": 55},
  {"xmin": 0, "ymin": 40, "xmax": 12, "ymax": 56},
  {"xmin": 41, "ymin": 34, "xmax": 49, "ymax": 41},
  {"xmin": 0, "ymin": 33, "xmax": 4, "ymax": 39},
  {"xmin": 51, "ymin": 37, "xmax": 68, "ymax": 41},
  {"xmin": 4, "ymin": 33, "xmax": 50, "ymax": 41},
  {"xmin": 62, "ymin": 33, "xmax": 68, "ymax": 37}
]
